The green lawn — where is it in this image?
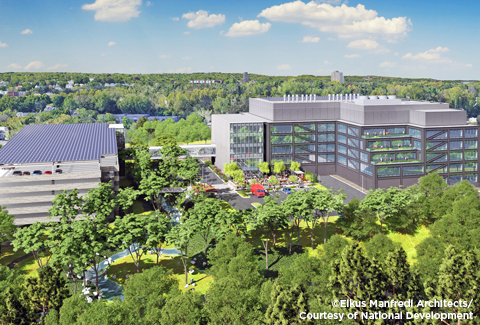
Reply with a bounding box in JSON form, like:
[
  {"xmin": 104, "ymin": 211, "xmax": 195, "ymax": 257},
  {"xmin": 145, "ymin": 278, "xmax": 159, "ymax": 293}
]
[
  {"xmin": 14, "ymin": 254, "xmax": 52, "ymax": 277},
  {"xmin": 237, "ymin": 190, "xmax": 250, "ymax": 198},
  {"xmin": 387, "ymin": 225, "xmax": 430, "ymax": 264},
  {"xmin": 219, "ymin": 200, "xmax": 235, "ymax": 212},
  {"xmin": 312, "ymin": 183, "xmax": 327, "ymax": 190},
  {"xmin": 0, "ymin": 246, "xmax": 26, "ymax": 267},
  {"xmin": 251, "ymin": 202, "xmax": 262, "ymax": 209}
]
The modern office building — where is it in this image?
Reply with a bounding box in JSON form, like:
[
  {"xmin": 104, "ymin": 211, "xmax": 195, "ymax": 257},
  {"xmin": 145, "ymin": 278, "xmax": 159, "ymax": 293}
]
[
  {"xmin": 331, "ymin": 71, "xmax": 344, "ymax": 83},
  {"xmin": 0, "ymin": 123, "xmax": 122, "ymax": 225},
  {"xmin": 212, "ymin": 94, "xmax": 479, "ymax": 190}
]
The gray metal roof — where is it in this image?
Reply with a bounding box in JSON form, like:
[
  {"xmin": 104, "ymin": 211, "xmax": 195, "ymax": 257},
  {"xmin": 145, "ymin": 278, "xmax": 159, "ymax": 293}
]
[{"xmin": 0, "ymin": 123, "xmax": 117, "ymax": 164}]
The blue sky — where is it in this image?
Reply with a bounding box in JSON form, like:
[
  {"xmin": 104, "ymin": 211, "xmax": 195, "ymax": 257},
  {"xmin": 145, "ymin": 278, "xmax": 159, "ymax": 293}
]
[{"xmin": 0, "ymin": 0, "xmax": 478, "ymax": 80}]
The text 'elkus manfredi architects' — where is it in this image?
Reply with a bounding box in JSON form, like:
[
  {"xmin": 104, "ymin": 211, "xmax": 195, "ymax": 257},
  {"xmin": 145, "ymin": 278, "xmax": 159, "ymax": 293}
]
[{"xmin": 212, "ymin": 94, "xmax": 479, "ymax": 190}]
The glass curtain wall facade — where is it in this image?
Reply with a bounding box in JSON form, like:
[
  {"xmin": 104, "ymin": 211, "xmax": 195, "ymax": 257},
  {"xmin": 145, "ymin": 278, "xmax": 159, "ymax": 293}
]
[{"xmin": 230, "ymin": 123, "xmax": 264, "ymax": 171}]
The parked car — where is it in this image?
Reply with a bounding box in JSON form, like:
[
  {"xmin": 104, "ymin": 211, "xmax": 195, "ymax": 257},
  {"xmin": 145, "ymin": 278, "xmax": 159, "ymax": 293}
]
[
  {"xmin": 282, "ymin": 187, "xmax": 293, "ymax": 194},
  {"xmin": 32, "ymin": 170, "xmax": 42, "ymax": 175},
  {"xmin": 13, "ymin": 170, "xmax": 22, "ymax": 176},
  {"xmin": 23, "ymin": 171, "xmax": 30, "ymax": 176},
  {"xmin": 45, "ymin": 171, "xmax": 52, "ymax": 175},
  {"xmin": 55, "ymin": 169, "xmax": 62, "ymax": 174}
]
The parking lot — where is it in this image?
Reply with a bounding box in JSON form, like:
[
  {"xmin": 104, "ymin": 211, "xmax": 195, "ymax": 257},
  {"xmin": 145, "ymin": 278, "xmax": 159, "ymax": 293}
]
[{"xmin": 199, "ymin": 161, "xmax": 366, "ymax": 211}]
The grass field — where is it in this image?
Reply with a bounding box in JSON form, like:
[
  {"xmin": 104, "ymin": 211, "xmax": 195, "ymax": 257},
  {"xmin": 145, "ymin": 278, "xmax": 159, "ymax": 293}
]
[
  {"xmin": 14, "ymin": 254, "xmax": 52, "ymax": 277},
  {"xmin": 251, "ymin": 202, "xmax": 262, "ymax": 209},
  {"xmin": 237, "ymin": 190, "xmax": 250, "ymax": 198},
  {"xmin": 387, "ymin": 225, "xmax": 430, "ymax": 264}
]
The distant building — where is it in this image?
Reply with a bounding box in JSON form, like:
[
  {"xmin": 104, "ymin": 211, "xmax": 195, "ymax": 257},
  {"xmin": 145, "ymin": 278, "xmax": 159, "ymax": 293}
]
[
  {"xmin": 189, "ymin": 80, "xmax": 222, "ymax": 85},
  {"xmin": 110, "ymin": 114, "xmax": 180, "ymax": 123},
  {"xmin": 331, "ymin": 71, "xmax": 344, "ymax": 83},
  {"xmin": 240, "ymin": 72, "xmax": 250, "ymax": 84},
  {"xmin": 0, "ymin": 127, "xmax": 8, "ymax": 140}
]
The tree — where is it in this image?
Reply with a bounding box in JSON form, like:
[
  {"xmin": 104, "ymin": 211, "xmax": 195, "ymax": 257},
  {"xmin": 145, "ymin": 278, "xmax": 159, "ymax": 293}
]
[
  {"xmin": 12, "ymin": 222, "xmax": 52, "ymax": 269},
  {"xmin": 82, "ymin": 182, "xmax": 117, "ymax": 220},
  {"xmin": 145, "ymin": 214, "xmax": 171, "ymax": 265},
  {"xmin": 251, "ymin": 197, "xmax": 288, "ymax": 269},
  {"xmin": 49, "ymin": 188, "xmax": 84, "ymax": 224},
  {"xmin": 273, "ymin": 160, "xmax": 286, "ymax": 175},
  {"xmin": 258, "ymin": 161, "xmax": 270, "ymax": 174},
  {"xmin": 364, "ymin": 233, "xmax": 401, "ymax": 263},
  {"xmin": 166, "ymin": 222, "xmax": 196, "ymax": 285},
  {"xmin": 336, "ymin": 198, "xmax": 379, "ymax": 242},
  {"xmin": 0, "ymin": 206, "xmax": 15, "ymax": 255},
  {"xmin": 281, "ymin": 190, "xmax": 311, "ymax": 254},
  {"xmin": 416, "ymin": 172, "xmax": 448, "ymax": 222},
  {"xmin": 223, "ymin": 161, "xmax": 240, "ymax": 176},
  {"xmin": 160, "ymin": 292, "xmax": 207, "ymax": 325},
  {"xmin": 308, "ymin": 188, "xmax": 346, "ymax": 247},
  {"xmin": 290, "ymin": 160, "xmax": 301, "ymax": 172},
  {"xmin": 121, "ymin": 116, "xmax": 133, "ymax": 129},
  {"xmin": 43, "ymin": 294, "xmax": 90, "ymax": 325},
  {"xmin": 152, "ymin": 133, "xmax": 177, "ymax": 147},
  {"xmin": 360, "ymin": 187, "xmax": 412, "ymax": 233},
  {"xmin": 21, "ymin": 264, "xmax": 70, "ymax": 321},
  {"xmin": 288, "ymin": 175, "xmax": 297, "ymax": 183},
  {"xmin": 0, "ymin": 287, "xmax": 35, "ymax": 325},
  {"xmin": 265, "ymin": 282, "xmax": 311, "ymax": 325},
  {"xmin": 111, "ymin": 213, "xmax": 156, "ymax": 273}
]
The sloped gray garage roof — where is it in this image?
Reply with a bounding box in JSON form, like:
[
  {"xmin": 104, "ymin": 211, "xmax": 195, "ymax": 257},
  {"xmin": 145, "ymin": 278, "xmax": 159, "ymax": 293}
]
[{"xmin": 0, "ymin": 123, "xmax": 117, "ymax": 164}]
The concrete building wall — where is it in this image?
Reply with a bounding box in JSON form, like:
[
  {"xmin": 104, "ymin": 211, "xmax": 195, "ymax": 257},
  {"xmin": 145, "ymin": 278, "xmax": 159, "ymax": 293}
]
[{"xmin": 211, "ymin": 115, "xmax": 231, "ymax": 169}]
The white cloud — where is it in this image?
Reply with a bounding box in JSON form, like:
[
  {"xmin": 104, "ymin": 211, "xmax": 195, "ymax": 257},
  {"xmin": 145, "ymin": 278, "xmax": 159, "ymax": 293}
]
[
  {"xmin": 82, "ymin": 0, "xmax": 141, "ymax": 22},
  {"xmin": 344, "ymin": 54, "xmax": 360, "ymax": 58},
  {"xmin": 315, "ymin": 0, "xmax": 347, "ymax": 4},
  {"xmin": 224, "ymin": 20, "xmax": 271, "ymax": 37},
  {"xmin": 402, "ymin": 47, "xmax": 452, "ymax": 63},
  {"xmin": 379, "ymin": 61, "xmax": 396, "ymax": 68},
  {"xmin": 394, "ymin": 52, "xmax": 399, "ymax": 56},
  {"xmin": 0, "ymin": 41, "xmax": 8, "ymax": 48},
  {"xmin": 47, "ymin": 63, "xmax": 68, "ymax": 71},
  {"xmin": 277, "ymin": 64, "xmax": 291, "ymax": 70},
  {"xmin": 318, "ymin": 68, "xmax": 323, "ymax": 72},
  {"xmin": 24, "ymin": 61, "xmax": 45, "ymax": 70},
  {"xmin": 258, "ymin": 2, "xmax": 411, "ymax": 41},
  {"xmin": 347, "ymin": 39, "xmax": 378, "ymax": 49},
  {"xmin": 159, "ymin": 54, "xmax": 170, "ymax": 59},
  {"xmin": 172, "ymin": 17, "xmax": 179, "ymax": 21},
  {"xmin": 182, "ymin": 10, "xmax": 225, "ymax": 29},
  {"xmin": 6, "ymin": 63, "xmax": 21, "ymax": 69},
  {"xmin": 324, "ymin": 60, "xmax": 330, "ymax": 64},
  {"xmin": 183, "ymin": 31, "xmax": 190, "ymax": 35},
  {"xmin": 21, "ymin": 29, "xmax": 33, "ymax": 35},
  {"xmin": 175, "ymin": 67, "xmax": 192, "ymax": 73},
  {"xmin": 465, "ymin": 63, "xmax": 473, "ymax": 68},
  {"xmin": 302, "ymin": 36, "xmax": 320, "ymax": 43},
  {"xmin": 108, "ymin": 41, "xmax": 116, "ymax": 46},
  {"xmin": 182, "ymin": 57, "xmax": 191, "ymax": 60},
  {"xmin": 100, "ymin": 53, "xmax": 106, "ymax": 56},
  {"xmin": 145, "ymin": 1, "xmax": 153, "ymax": 6},
  {"xmin": 327, "ymin": 37, "xmax": 336, "ymax": 41}
]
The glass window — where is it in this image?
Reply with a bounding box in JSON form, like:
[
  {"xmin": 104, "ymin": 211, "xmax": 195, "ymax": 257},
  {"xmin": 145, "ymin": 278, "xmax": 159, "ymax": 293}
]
[
  {"xmin": 449, "ymin": 163, "xmax": 463, "ymax": 172},
  {"xmin": 294, "ymin": 135, "xmax": 315, "ymax": 143},
  {"xmin": 465, "ymin": 174, "xmax": 477, "ymax": 183},
  {"xmin": 360, "ymin": 140, "xmax": 364, "ymax": 150},
  {"xmin": 338, "ymin": 154, "xmax": 347, "ymax": 166},
  {"xmin": 318, "ymin": 133, "xmax": 335, "ymax": 142},
  {"xmin": 465, "ymin": 162, "xmax": 478, "ymax": 172},
  {"xmin": 450, "ymin": 129, "xmax": 463, "ymax": 138},
  {"xmin": 318, "ymin": 143, "xmax": 335, "ymax": 152},
  {"xmin": 432, "ymin": 154, "xmax": 448, "ymax": 163},
  {"xmin": 348, "ymin": 126, "xmax": 359, "ymax": 136},
  {"xmin": 348, "ymin": 159, "xmax": 359, "ymax": 170},
  {"xmin": 433, "ymin": 132, "xmax": 447, "ymax": 140},
  {"xmin": 294, "ymin": 124, "xmax": 315, "ymax": 132},
  {"xmin": 360, "ymin": 163, "xmax": 373, "ymax": 176},
  {"xmin": 414, "ymin": 140, "xmax": 422, "ymax": 150},
  {"xmin": 337, "ymin": 145, "xmax": 347, "ymax": 155},
  {"xmin": 426, "ymin": 141, "xmax": 447, "ymax": 151},
  {"xmin": 272, "ymin": 145, "xmax": 292, "ymax": 154},
  {"xmin": 465, "ymin": 140, "xmax": 478, "ymax": 149},
  {"xmin": 449, "ymin": 152, "xmax": 463, "ymax": 161},
  {"xmin": 318, "ymin": 154, "xmax": 335, "ymax": 163},
  {"xmin": 368, "ymin": 140, "xmax": 389, "ymax": 149},
  {"xmin": 450, "ymin": 141, "xmax": 463, "ymax": 150},
  {"xmin": 427, "ymin": 165, "xmax": 447, "ymax": 173},
  {"xmin": 409, "ymin": 128, "xmax": 422, "ymax": 139},
  {"xmin": 271, "ymin": 124, "xmax": 292, "ymax": 133},
  {"xmin": 426, "ymin": 130, "xmax": 443, "ymax": 138},
  {"xmin": 449, "ymin": 175, "xmax": 463, "ymax": 185},
  {"xmin": 271, "ymin": 134, "xmax": 293, "ymax": 144},
  {"xmin": 348, "ymin": 138, "xmax": 359, "ymax": 148},
  {"xmin": 338, "ymin": 134, "xmax": 347, "ymax": 144},
  {"xmin": 427, "ymin": 153, "xmax": 442, "ymax": 161},
  {"xmin": 465, "ymin": 151, "xmax": 477, "ymax": 161},
  {"xmin": 372, "ymin": 153, "xmax": 395, "ymax": 162},
  {"xmin": 386, "ymin": 127, "xmax": 406, "ymax": 135},
  {"xmin": 363, "ymin": 128, "xmax": 385, "ymax": 137},
  {"xmin": 392, "ymin": 139, "xmax": 411, "ymax": 148},
  {"xmin": 397, "ymin": 152, "xmax": 416, "ymax": 160},
  {"xmin": 360, "ymin": 152, "xmax": 369, "ymax": 163},
  {"xmin": 403, "ymin": 165, "xmax": 424, "ymax": 176},
  {"xmin": 348, "ymin": 148, "xmax": 359, "ymax": 158},
  {"xmin": 465, "ymin": 129, "xmax": 478, "ymax": 138},
  {"xmin": 271, "ymin": 156, "xmax": 292, "ymax": 164},
  {"xmin": 295, "ymin": 155, "xmax": 315, "ymax": 163},
  {"xmin": 338, "ymin": 124, "xmax": 347, "ymax": 134},
  {"xmin": 318, "ymin": 123, "xmax": 335, "ymax": 132},
  {"xmin": 295, "ymin": 145, "xmax": 315, "ymax": 154},
  {"xmin": 377, "ymin": 166, "xmax": 400, "ymax": 178}
]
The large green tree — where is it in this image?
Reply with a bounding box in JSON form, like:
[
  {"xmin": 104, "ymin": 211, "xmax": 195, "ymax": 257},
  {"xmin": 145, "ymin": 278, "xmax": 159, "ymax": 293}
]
[{"xmin": 0, "ymin": 206, "xmax": 15, "ymax": 255}]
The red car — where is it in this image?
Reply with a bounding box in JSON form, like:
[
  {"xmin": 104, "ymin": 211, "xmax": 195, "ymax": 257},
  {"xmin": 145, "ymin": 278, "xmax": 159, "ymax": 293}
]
[
  {"xmin": 45, "ymin": 171, "xmax": 52, "ymax": 175},
  {"xmin": 251, "ymin": 184, "xmax": 265, "ymax": 198}
]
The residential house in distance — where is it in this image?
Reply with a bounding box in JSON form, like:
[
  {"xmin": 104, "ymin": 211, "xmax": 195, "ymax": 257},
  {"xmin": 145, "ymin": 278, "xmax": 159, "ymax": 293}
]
[
  {"xmin": 109, "ymin": 114, "xmax": 180, "ymax": 123},
  {"xmin": 212, "ymin": 94, "xmax": 479, "ymax": 190},
  {"xmin": 0, "ymin": 127, "xmax": 8, "ymax": 140}
]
